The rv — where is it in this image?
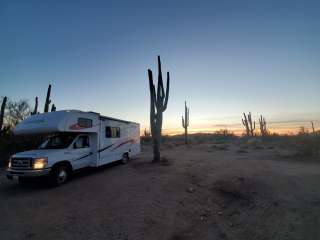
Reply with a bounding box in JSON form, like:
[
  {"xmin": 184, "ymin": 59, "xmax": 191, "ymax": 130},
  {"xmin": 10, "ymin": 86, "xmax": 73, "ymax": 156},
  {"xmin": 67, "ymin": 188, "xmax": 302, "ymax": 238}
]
[{"xmin": 6, "ymin": 110, "xmax": 140, "ymax": 186}]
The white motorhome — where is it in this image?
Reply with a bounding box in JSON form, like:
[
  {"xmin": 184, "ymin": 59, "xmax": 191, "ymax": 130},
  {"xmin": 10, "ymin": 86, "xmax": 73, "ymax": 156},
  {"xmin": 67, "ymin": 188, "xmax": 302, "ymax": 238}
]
[{"xmin": 6, "ymin": 110, "xmax": 140, "ymax": 186}]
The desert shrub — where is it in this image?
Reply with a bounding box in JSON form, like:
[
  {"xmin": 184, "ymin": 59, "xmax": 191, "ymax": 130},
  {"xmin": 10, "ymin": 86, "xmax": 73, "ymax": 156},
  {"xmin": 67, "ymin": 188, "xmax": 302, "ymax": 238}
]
[
  {"xmin": 293, "ymin": 135, "xmax": 320, "ymax": 160},
  {"xmin": 140, "ymin": 135, "xmax": 152, "ymax": 144},
  {"xmin": 297, "ymin": 126, "xmax": 309, "ymax": 136},
  {"xmin": 190, "ymin": 132, "xmax": 238, "ymax": 144}
]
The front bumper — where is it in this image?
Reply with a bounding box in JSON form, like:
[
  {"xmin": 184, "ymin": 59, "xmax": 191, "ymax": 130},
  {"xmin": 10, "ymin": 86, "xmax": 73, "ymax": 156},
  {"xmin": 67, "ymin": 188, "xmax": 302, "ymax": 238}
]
[{"xmin": 6, "ymin": 168, "xmax": 51, "ymax": 178}]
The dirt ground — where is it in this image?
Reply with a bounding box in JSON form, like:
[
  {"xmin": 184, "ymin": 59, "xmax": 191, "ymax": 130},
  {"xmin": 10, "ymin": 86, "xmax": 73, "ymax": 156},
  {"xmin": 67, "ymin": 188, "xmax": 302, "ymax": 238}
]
[{"xmin": 1, "ymin": 140, "xmax": 320, "ymax": 240}]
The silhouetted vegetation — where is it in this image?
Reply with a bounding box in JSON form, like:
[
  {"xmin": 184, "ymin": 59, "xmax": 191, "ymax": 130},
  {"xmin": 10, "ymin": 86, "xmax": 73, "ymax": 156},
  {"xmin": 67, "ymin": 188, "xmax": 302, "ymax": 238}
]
[
  {"xmin": 0, "ymin": 84, "xmax": 58, "ymax": 166},
  {"xmin": 259, "ymin": 115, "xmax": 268, "ymax": 136},
  {"xmin": 6, "ymin": 99, "xmax": 31, "ymax": 129},
  {"xmin": 242, "ymin": 112, "xmax": 255, "ymax": 136},
  {"xmin": 31, "ymin": 96, "xmax": 38, "ymax": 115},
  {"xmin": 182, "ymin": 101, "xmax": 190, "ymax": 144},
  {"xmin": 0, "ymin": 96, "xmax": 7, "ymax": 135},
  {"xmin": 140, "ymin": 128, "xmax": 151, "ymax": 144},
  {"xmin": 0, "ymin": 98, "xmax": 45, "ymax": 166},
  {"xmin": 44, "ymin": 84, "xmax": 52, "ymax": 112},
  {"xmin": 148, "ymin": 56, "xmax": 170, "ymax": 162},
  {"xmin": 311, "ymin": 121, "xmax": 315, "ymax": 134}
]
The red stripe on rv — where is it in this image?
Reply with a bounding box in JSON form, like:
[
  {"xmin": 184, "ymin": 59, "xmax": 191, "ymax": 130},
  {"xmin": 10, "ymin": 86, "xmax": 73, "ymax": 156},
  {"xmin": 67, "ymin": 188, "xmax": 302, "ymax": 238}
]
[
  {"xmin": 69, "ymin": 123, "xmax": 99, "ymax": 130},
  {"xmin": 112, "ymin": 139, "xmax": 135, "ymax": 150},
  {"xmin": 69, "ymin": 124, "xmax": 87, "ymax": 130}
]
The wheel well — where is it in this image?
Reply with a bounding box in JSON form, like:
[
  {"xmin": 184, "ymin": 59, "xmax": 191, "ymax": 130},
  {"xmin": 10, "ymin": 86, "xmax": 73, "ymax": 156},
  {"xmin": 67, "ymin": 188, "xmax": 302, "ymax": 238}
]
[{"xmin": 51, "ymin": 161, "xmax": 73, "ymax": 173}]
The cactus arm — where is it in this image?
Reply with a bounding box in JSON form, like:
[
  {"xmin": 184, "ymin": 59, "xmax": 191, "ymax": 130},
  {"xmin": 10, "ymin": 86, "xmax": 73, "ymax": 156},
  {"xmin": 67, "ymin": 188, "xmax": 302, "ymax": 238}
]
[
  {"xmin": 148, "ymin": 69, "xmax": 156, "ymax": 136},
  {"xmin": 156, "ymin": 56, "xmax": 165, "ymax": 104},
  {"xmin": 187, "ymin": 107, "xmax": 189, "ymax": 126},
  {"xmin": 162, "ymin": 72, "xmax": 170, "ymax": 112},
  {"xmin": 31, "ymin": 97, "xmax": 38, "ymax": 115},
  {"xmin": 51, "ymin": 104, "xmax": 56, "ymax": 112}
]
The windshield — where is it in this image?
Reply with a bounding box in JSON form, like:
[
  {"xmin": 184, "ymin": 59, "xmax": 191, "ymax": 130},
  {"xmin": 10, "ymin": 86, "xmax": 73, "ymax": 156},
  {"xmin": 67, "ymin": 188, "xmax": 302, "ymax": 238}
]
[{"xmin": 39, "ymin": 133, "xmax": 78, "ymax": 149}]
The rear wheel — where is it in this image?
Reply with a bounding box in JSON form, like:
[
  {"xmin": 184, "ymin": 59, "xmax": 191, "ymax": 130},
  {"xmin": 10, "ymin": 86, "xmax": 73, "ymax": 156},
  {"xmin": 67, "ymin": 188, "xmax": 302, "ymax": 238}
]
[
  {"xmin": 121, "ymin": 153, "xmax": 129, "ymax": 164},
  {"xmin": 48, "ymin": 164, "xmax": 70, "ymax": 187}
]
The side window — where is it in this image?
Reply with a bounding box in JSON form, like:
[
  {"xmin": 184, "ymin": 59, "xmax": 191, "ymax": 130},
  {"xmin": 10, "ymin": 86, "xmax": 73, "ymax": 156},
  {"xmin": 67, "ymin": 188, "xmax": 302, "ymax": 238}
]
[
  {"xmin": 105, "ymin": 127, "xmax": 111, "ymax": 138},
  {"xmin": 74, "ymin": 136, "xmax": 90, "ymax": 148},
  {"xmin": 115, "ymin": 127, "xmax": 120, "ymax": 138},
  {"xmin": 105, "ymin": 126, "xmax": 120, "ymax": 138},
  {"xmin": 78, "ymin": 118, "xmax": 92, "ymax": 128}
]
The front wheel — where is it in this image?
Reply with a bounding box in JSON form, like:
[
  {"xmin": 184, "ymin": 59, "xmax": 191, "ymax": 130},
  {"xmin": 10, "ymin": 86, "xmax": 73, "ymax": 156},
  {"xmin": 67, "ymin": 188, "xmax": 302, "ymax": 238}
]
[
  {"xmin": 48, "ymin": 164, "xmax": 69, "ymax": 187},
  {"xmin": 121, "ymin": 153, "xmax": 129, "ymax": 164}
]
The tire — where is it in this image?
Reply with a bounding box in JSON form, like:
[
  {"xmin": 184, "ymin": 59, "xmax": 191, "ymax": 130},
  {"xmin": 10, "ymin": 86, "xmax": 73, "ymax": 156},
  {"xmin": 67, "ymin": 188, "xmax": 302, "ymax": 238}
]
[
  {"xmin": 48, "ymin": 164, "xmax": 69, "ymax": 187},
  {"xmin": 121, "ymin": 153, "xmax": 129, "ymax": 164}
]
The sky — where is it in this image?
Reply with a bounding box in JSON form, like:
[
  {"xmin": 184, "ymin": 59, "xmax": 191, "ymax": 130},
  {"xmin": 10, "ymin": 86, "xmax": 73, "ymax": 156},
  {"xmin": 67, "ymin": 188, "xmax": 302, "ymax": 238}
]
[{"xmin": 1, "ymin": 0, "xmax": 319, "ymax": 135}]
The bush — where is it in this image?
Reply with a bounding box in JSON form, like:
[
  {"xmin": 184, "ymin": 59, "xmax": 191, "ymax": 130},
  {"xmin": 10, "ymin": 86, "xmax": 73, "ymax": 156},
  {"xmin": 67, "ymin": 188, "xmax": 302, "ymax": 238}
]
[{"xmin": 293, "ymin": 135, "xmax": 320, "ymax": 160}]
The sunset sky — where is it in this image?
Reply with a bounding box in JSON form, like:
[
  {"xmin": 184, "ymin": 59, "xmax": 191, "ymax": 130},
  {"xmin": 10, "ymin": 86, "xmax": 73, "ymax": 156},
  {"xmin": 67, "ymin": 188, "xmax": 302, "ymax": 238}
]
[{"xmin": 1, "ymin": 0, "xmax": 319, "ymax": 135}]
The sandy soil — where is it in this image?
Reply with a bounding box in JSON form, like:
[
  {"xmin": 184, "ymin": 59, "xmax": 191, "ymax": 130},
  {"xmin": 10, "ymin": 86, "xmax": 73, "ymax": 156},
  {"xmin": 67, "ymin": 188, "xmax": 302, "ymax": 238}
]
[{"xmin": 1, "ymin": 141, "xmax": 320, "ymax": 240}]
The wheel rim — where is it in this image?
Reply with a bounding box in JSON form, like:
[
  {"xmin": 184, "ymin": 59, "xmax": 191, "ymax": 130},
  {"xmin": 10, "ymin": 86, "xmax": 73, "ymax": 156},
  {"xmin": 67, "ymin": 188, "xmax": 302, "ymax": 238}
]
[{"xmin": 57, "ymin": 168, "xmax": 67, "ymax": 184}]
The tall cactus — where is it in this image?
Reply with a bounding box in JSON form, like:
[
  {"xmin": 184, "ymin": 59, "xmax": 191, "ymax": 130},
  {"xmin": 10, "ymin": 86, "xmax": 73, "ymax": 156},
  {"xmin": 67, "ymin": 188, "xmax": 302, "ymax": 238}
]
[
  {"xmin": 0, "ymin": 96, "xmax": 7, "ymax": 133},
  {"xmin": 182, "ymin": 101, "xmax": 189, "ymax": 144},
  {"xmin": 51, "ymin": 104, "xmax": 56, "ymax": 112},
  {"xmin": 242, "ymin": 112, "xmax": 255, "ymax": 136},
  {"xmin": 148, "ymin": 56, "xmax": 170, "ymax": 162},
  {"xmin": 44, "ymin": 84, "xmax": 51, "ymax": 112},
  {"xmin": 259, "ymin": 115, "xmax": 268, "ymax": 136},
  {"xmin": 31, "ymin": 97, "xmax": 38, "ymax": 115}
]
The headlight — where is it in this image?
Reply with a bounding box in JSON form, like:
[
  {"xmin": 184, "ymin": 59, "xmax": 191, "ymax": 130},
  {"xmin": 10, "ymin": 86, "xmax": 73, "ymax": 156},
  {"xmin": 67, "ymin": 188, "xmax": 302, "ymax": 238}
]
[
  {"xmin": 8, "ymin": 158, "xmax": 11, "ymax": 168},
  {"xmin": 33, "ymin": 157, "xmax": 48, "ymax": 169}
]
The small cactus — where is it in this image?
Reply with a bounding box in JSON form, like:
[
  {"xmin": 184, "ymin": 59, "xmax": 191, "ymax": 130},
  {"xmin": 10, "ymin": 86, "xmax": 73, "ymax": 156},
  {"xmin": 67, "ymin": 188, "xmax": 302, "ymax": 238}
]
[
  {"xmin": 44, "ymin": 84, "xmax": 52, "ymax": 112},
  {"xmin": 242, "ymin": 112, "xmax": 255, "ymax": 136},
  {"xmin": 182, "ymin": 101, "xmax": 189, "ymax": 144},
  {"xmin": 311, "ymin": 121, "xmax": 315, "ymax": 134},
  {"xmin": 51, "ymin": 104, "xmax": 56, "ymax": 112}
]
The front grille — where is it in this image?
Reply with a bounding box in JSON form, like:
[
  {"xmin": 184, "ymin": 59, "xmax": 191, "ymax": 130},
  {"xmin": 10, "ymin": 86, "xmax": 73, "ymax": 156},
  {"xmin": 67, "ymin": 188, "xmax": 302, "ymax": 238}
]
[{"xmin": 11, "ymin": 158, "xmax": 32, "ymax": 170}]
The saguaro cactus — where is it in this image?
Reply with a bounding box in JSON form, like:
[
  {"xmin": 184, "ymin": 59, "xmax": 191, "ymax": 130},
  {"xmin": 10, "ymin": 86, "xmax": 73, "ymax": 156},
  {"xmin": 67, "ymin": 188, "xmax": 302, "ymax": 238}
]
[
  {"xmin": 44, "ymin": 84, "xmax": 52, "ymax": 112},
  {"xmin": 0, "ymin": 96, "xmax": 7, "ymax": 133},
  {"xmin": 259, "ymin": 115, "xmax": 268, "ymax": 136},
  {"xmin": 31, "ymin": 97, "xmax": 38, "ymax": 115},
  {"xmin": 51, "ymin": 104, "xmax": 56, "ymax": 112},
  {"xmin": 148, "ymin": 56, "xmax": 170, "ymax": 162},
  {"xmin": 311, "ymin": 121, "xmax": 315, "ymax": 134},
  {"xmin": 182, "ymin": 101, "xmax": 189, "ymax": 144},
  {"xmin": 242, "ymin": 112, "xmax": 255, "ymax": 136}
]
